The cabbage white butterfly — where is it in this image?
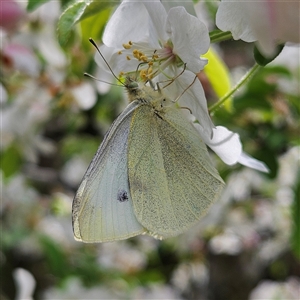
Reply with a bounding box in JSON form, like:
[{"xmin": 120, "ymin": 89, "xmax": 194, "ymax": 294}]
[{"xmin": 72, "ymin": 75, "xmax": 225, "ymax": 243}]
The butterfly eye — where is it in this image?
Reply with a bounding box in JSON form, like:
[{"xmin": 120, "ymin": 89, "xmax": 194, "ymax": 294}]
[{"xmin": 128, "ymin": 82, "xmax": 139, "ymax": 89}]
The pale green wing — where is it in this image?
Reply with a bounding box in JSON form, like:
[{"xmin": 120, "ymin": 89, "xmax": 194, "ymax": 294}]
[
  {"xmin": 128, "ymin": 105, "xmax": 224, "ymax": 239},
  {"xmin": 72, "ymin": 101, "xmax": 146, "ymax": 243}
]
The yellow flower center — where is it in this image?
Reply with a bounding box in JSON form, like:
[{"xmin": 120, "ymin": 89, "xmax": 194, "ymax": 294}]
[{"xmin": 119, "ymin": 40, "xmax": 179, "ymax": 81}]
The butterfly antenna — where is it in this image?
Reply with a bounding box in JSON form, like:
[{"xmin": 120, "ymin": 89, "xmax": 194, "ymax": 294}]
[
  {"xmin": 84, "ymin": 73, "xmax": 122, "ymax": 87},
  {"xmin": 135, "ymin": 61, "xmax": 148, "ymax": 80},
  {"xmin": 88, "ymin": 38, "xmax": 124, "ymax": 86}
]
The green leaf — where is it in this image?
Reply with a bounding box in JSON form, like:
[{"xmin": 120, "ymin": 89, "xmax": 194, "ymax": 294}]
[
  {"xmin": 39, "ymin": 235, "xmax": 70, "ymax": 279},
  {"xmin": 73, "ymin": 251, "xmax": 103, "ymax": 286},
  {"xmin": 57, "ymin": 0, "xmax": 117, "ymax": 46},
  {"xmin": 80, "ymin": 7, "xmax": 111, "ymax": 49},
  {"xmin": 0, "ymin": 145, "xmax": 22, "ymax": 179},
  {"xmin": 254, "ymin": 44, "xmax": 285, "ymax": 66},
  {"xmin": 58, "ymin": 2, "xmax": 87, "ymax": 47},
  {"xmin": 26, "ymin": 0, "xmax": 51, "ymax": 12}
]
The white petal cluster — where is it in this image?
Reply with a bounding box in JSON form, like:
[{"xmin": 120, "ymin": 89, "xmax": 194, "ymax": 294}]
[{"xmin": 97, "ymin": 0, "xmax": 268, "ymax": 172}]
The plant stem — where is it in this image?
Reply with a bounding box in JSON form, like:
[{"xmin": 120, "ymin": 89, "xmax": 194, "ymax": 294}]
[
  {"xmin": 209, "ymin": 63, "xmax": 261, "ymax": 113},
  {"xmin": 209, "ymin": 30, "xmax": 233, "ymax": 43}
]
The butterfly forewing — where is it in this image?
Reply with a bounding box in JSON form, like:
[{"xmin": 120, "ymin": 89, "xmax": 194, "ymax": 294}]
[
  {"xmin": 72, "ymin": 101, "xmax": 146, "ymax": 242},
  {"xmin": 127, "ymin": 104, "xmax": 224, "ymax": 238}
]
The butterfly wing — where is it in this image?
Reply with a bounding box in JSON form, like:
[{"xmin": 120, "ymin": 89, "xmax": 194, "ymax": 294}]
[
  {"xmin": 72, "ymin": 101, "xmax": 146, "ymax": 242},
  {"xmin": 128, "ymin": 105, "xmax": 225, "ymax": 239}
]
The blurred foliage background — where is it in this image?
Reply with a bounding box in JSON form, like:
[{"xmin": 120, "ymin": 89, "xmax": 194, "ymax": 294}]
[{"xmin": 1, "ymin": 0, "xmax": 299, "ymax": 299}]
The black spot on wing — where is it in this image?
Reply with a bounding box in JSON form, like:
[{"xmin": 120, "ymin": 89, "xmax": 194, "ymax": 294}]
[{"xmin": 117, "ymin": 189, "xmax": 129, "ymax": 202}]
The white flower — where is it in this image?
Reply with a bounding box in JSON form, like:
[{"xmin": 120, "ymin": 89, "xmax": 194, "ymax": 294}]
[
  {"xmin": 132, "ymin": 284, "xmax": 182, "ymax": 300},
  {"xmin": 43, "ymin": 278, "xmax": 120, "ymax": 299},
  {"xmin": 60, "ymin": 156, "xmax": 88, "ymax": 187},
  {"xmin": 270, "ymin": 45, "xmax": 300, "ymax": 96},
  {"xmin": 209, "ymin": 231, "xmax": 243, "ymax": 255},
  {"xmin": 194, "ymin": 124, "xmax": 269, "ymax": 173},
  {"xmin": 0, "ymin": 80, "xmax": 52, "ymax": 162},
  {"xmin": 13, "ymin": 268, "xmax": 36, "ymax": 300},
  {"xmin": 216, "ymin": 0, "xmax": 300, "ymax": 56},
  {"xmin": 70, "ymin": 82, "xmax": 97, "ymax": 110},
  {"xmin": 97, "ymin": 0, "xmax": 214, "ymax": 136},
  {"xmin": 102, "ymin": 1, "xmax": 208, "ymax": 75},
  {"xmin": 97, "ymin": 242, "xmax": 147, "ymax": 273},
  {"xmin": 249, "ymin": 277, "xmax": 300, "ymax": 300},
  {"xmin": 98, "ymin": 1, "xmax": 268, "ymax": 172},
  {"xmin": 3, "ymin": 43, "xmax": 41, "ymax": 77}
]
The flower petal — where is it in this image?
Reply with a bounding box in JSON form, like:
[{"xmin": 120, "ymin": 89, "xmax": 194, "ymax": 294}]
[
  {"xmin": 166, "ymin": 7, "xmax": 210, "ymax": 73},
  {"xmin": 13, "ymin": 268, "xmax": 36, "ymax": 300},
  {"xmin": 244, "ymin": 1, "xmax": 300, "ymax": 56},
  {"xmin": 94, "ymin": 44, "xmax": 140, "ymax": 80},
  {"xmin": 94, "ymin": 45, "xmax": 115, "ymax": 72},
  {"xmin": 94, "ymin": 67, "xmax": 114, "ymax": 94},
  {"xmin": 161, "ymin": 0, "xmax": 196, "ymax": 16},
  {"xmin": 71, "ymin": 82, "xmax": 97, "ymax": 110},
  {"xmin": 238, "ymin": 152, "xmax": 269, "ymax": 173},
  {"xmin": 216, "ymin": 0, "xmax": 256, "ymax": 42},
  {"xmin": 3, "ymin": 44, "xmax": 41, "ymax": 77},
  {"xmin": 103, "ymin": 0, "xmax": 149, "ymax": 48},
  {"xmin": 37, "ymin": 29, "xmax": 67, "ymax": 68},
  {"xmin": 196, "ymin": 125, "xmax": 242, "ymax": 165},
  {"xmin": 163, "ymin": 69, "xmax": 214, "ymax": 138},
  {"xmin": 143, "ymin": 1, "xmax": 168, "ymax": 44},
  {"xmin": 0, "ymin": 0, "xmax": 25, "ymax": 31},
  {"xmin": 196, "ymin": 125, "xmax": 269, "ymax": 172},
  {"xmin": 216, "ymin": 0, "xmax": 300, "ymax": 56}
]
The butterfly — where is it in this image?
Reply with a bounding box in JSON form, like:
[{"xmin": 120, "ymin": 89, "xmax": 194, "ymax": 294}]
[{"xmin": 72, "ymin": 75, "xmax": 224, "ymax": 243}]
